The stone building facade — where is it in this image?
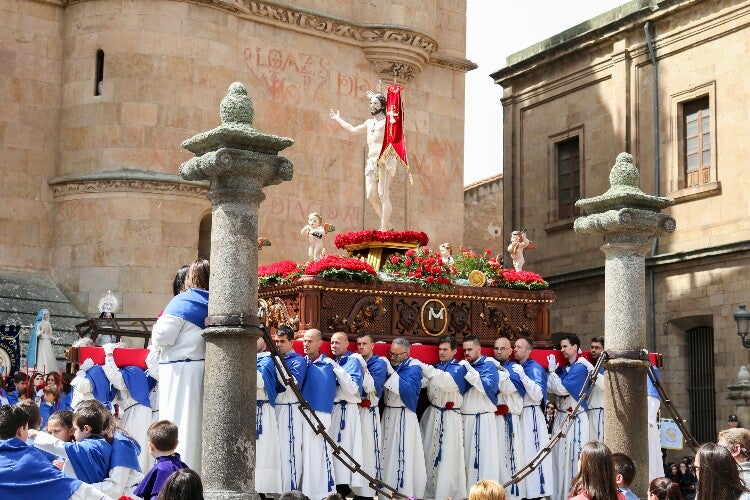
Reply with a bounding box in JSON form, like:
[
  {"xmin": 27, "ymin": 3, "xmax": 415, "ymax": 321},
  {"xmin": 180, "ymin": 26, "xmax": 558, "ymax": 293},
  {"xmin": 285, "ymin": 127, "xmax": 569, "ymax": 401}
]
[
  {"xmin": 492, "ymin": 0, "xmax": 750, "ymax": 443},
  {"xmin": 463, "ymin": 174, "xmax": 503, "ymax": 256},
  {"xmin": 1, "ymin": 0, "xmax": 473, "ymax": 334}
]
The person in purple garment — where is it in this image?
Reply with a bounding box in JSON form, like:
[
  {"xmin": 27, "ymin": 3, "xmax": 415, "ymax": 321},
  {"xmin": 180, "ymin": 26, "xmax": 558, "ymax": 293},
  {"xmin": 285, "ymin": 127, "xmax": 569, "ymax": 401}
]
[{"xmin": 133, "ymin": 420, "xmax": 187, "ymax": 500}]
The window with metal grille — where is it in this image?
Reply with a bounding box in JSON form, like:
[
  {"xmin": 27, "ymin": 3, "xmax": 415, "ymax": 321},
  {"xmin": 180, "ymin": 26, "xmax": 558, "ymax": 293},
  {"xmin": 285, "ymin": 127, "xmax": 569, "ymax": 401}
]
[
  {"xmin": 686, "ymin": 326, "xmax": 716, "ymax": 443},
  {"xmin": 557, "ymin": 137, "xmax": 580, "ymax": 219},
  {"xmin": 683, "ymin": 96, "xmax": 711, "ymax": 187}
]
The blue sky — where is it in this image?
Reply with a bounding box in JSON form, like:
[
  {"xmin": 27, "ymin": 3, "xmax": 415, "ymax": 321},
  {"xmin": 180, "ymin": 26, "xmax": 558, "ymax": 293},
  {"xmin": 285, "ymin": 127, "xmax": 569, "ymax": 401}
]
[{"xmin": 464, "ymin": 0, "xmax": 627, "ymax": 185}]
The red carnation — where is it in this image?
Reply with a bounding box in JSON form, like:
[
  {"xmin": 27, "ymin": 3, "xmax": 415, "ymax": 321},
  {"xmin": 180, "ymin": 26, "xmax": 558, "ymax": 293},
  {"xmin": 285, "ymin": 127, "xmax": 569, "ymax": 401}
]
[
  {"xmin": 390, "ymin": 255, "xmax": 400, "ymax": 264},
  {"xmin": 405, "ymin": 249, "xmax": 416, "ymax": 256},
  {"xmin": 426, "ymin": 276, "xmax": 434, "ymax": 284},
  {"xmin": 445, "ymin": 402, "xmax": 455, "ymax": 410},
  {"xmin": 495, "ymin": 404, "xmax": 509, "ymax": 416},
  {"xmin": 567, "ymin": 407, "xmax": 573, "ymax": 413},
  {"xmin": 485, "ymin": 248, "xmax": 492, "ymax": 255},
  {"xmin": 404, "ymin": 258, "xmax": 412, "ymax": 266},
  {"xmin": 359, "ymin": 399, "xmax": 372, "ymax": 408}
]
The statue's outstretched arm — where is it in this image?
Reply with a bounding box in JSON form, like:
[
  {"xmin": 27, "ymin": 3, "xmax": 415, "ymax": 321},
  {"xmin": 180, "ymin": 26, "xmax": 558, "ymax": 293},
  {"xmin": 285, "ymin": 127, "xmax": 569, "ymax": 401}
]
[{"xmin": 330, "ymin": 109, "xmax": 366, "ymax": 133}]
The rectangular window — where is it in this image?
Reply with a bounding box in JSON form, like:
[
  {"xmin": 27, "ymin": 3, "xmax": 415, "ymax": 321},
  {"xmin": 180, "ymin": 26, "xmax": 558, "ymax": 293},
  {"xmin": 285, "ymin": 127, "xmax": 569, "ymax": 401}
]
[
  {"xmin": 683, "ymin": 96, "xmax": 710, "ymax": 187},
  {"xmin": 557, "ymin": 137, "xmax": 580, "ymax": 219}
]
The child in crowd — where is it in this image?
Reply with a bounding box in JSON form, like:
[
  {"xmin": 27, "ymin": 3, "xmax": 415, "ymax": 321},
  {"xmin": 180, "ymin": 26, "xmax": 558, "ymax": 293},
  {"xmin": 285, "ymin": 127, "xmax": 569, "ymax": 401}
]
[
  {"xmin": 78, "ymin": 399, "xmax": 144, "ymax": 498},
  {"xmin": 60, "ymin": 373, "xmax": 74, "ymax": 410},
  {"xmin": 7, "ymin": 372, "xmax": 29, "ymax": 404},
  {"xmin": 0, "ymin": 404, "xmax": 110, "ymax": 500},
  {"xmin": 133, "ymin": 420, "xmax": 188, "ymax": 500},
  {"xmin": 613, "ymin": 452, "xmax": 638, "ymax": 500},
  {"xmin": 40, "ymin": 385, "xmax": 61, "ymax": 430},
  {"xmin": 47, "ymin": 410, "xmax": 75, "ymax": 442},
  {"xmin": 29, "ymin": 403, "xmax": 114, "ymax": 483},
  {"xmin": 157, "ymin": 468, "xmax": 204, "ymax": 500}
]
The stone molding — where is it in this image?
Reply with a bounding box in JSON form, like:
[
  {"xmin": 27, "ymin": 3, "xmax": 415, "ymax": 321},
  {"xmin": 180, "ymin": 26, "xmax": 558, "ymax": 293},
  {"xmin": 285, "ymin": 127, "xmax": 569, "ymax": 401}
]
[
  {"xmin": 61, "ymin": 0, "xmax": 475, "ymax": 81},
  {"xmin": 48, "ymin": 170, "xmax": 209, "ymax": 198}
]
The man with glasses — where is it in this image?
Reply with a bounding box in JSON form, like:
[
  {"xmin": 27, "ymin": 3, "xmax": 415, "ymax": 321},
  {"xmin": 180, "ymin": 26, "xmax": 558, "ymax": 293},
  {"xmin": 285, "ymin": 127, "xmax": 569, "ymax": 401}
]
[
  {"xmin": 493, "ymin": 337, "xmax": 526, "ymax": 499},
  {"xmin": 511, "ymin": 336, "xmax": 555, "ymax": 500},
  {"xmin": 587, "ymin": 336, "xmax": 605, "ymax": 443},
  {"xmin": 418, "ymin": 335, "xmax": 469, "ymax": 500},
  {"xmin": 381, "ymin": 337, "xmax": 426, "ymax": 499}
]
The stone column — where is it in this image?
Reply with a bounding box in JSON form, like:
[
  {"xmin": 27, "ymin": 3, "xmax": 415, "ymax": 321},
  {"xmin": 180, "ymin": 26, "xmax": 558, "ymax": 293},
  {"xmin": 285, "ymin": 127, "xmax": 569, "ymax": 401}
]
[
  {"xmin": 574, "ymin": 153, "xmax": 675, "ymax": 497},
  {"xmin": 180, "ymin": 83, "xmax": 294, "ymax": 499},
  {"xmin": 728, "ymin": 366, "xmax": 750, "ymax": 429}
]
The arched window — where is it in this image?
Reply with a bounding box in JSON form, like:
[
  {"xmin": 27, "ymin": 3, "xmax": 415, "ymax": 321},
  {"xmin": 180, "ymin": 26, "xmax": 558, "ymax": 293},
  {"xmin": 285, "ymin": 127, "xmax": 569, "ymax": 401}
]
[{"xmin": 198, "ymin": 213, "xmax": 211, "ymax": 259}]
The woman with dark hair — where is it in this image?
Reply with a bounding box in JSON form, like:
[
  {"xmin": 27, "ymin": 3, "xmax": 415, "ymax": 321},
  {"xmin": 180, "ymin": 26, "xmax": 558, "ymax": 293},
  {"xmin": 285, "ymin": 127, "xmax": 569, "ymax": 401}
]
[
  {"xmin": 158, "ymin": 468, "xmax": 204, "ymax": 500},
  {"xmin": 568, "ymin": 441, "xmax": 625, "ymax": 500},
  {"xmin": 151, "ymin": 258, "xmax": 210, "ymax": 474},
  {"xmin": 676, "ymin": 461, "xmax": 697, "ymax": 499},
  {"xmin": 172, "ymin": 264, "xmax": 190, "ymax": 296},
  {"xmin": 694, "ymin": 442, "xmax": 750, "ymax": 499},
  {"xmin": 649, "ymin": 477, "xmax": 684, "ymax": 500}
]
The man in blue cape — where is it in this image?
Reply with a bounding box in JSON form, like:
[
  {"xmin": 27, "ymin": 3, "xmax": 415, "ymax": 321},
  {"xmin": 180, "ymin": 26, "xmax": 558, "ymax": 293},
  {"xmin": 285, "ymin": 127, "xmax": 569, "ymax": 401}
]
[
  {"xmin": 512, "ymin": 335, "xmax": 555, "ymax": 499},
  {"xmin": 273, "ymin": 325, "xmax": 307, "ymax": 492},
  {"xmin": 299, "ymin": 329, "xmax": 337, "ymax": 500},
  {"xmin": 418, "ymin": 335, "xmax": 470, "ymax": 500},
  {"xmin": 587, "ymin": 336, "xmax": 606, "ymax": 442},
  {"xmin": 381, "ymin": 337, "xmax": 426, "ymax": 498},
  {"xmin": 460, "ymin": 336, "xmax": 501, "ymax": 488},
  {"xmin": 355, "ymin": 332, "xmax": 389, "ymax": 500},
  {"xmin": 256, "ymin": 336, "xmax": 282, "ymax": 495},
  {"xmin": 547, "ymin": 333, "xmax": 591, "ymax": 500}
]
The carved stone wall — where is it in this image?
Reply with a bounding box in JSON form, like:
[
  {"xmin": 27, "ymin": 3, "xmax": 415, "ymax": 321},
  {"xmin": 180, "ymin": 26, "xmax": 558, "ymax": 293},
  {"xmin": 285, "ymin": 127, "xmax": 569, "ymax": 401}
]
[{"xmin": 3, "ymin": 0, "xmax": 472, "ymax": 317}]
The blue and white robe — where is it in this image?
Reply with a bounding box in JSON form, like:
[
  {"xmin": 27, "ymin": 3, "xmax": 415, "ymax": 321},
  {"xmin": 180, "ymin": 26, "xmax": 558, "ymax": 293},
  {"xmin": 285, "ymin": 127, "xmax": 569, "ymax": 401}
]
[
  {"xmin": 548, "ymin": 359, "xmax": 590, "ymax": 500},
  {"xmin": 274, "ymin": 350, "xmax": 307, "ymax": 492}
]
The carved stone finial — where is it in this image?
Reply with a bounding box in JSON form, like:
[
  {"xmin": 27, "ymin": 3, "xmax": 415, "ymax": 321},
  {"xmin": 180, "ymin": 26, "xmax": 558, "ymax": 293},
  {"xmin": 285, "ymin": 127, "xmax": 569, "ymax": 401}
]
[
  {"xmin": 610, "ymin": 152, "xmax": 640, "ymax": 188},
  {"xmin": 220, "ymin": 82, "xmax": 254, "ymax": 125}
]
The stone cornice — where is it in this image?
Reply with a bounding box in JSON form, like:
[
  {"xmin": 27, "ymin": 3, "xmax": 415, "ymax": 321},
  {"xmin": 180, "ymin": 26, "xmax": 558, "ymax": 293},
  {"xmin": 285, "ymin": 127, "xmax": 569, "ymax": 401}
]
[
  {"xmin": 48, "ymin": 170, "xmax": 209, "ymax": 198},
  {"xmin": 61, "ymin": 0, "xmax": 474, "ymax": 81}
]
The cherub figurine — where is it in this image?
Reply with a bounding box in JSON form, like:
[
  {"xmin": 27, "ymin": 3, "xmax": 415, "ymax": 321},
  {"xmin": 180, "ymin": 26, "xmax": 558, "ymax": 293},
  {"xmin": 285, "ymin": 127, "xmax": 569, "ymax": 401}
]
[
  {"xmin": 507, "ymin": 230, "xmax": 531, "ymax": 271},
  {"xmin": 438, "ymin": 242, "xmax": 454, "ymax": 266},
  {"xmin": 300, "ymin": 212, "xmax": 334, "ymax": 261}
]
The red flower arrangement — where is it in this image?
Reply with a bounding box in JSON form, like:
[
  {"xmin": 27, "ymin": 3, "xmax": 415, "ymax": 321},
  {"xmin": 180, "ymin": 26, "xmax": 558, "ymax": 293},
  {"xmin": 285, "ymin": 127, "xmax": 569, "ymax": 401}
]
[
  {"xmin": 304, "ymin": 254, "xmax": 379, "ymax": 283},
  {"xmin": 334, "ymin": 230, "xmax": 429, "ymax": 249},
  {"xmin": 497, "ymin": 269, "xmax": 549, "ymax": 290},
  {"xmin": 258, "ymin": 260, "xmax": 303, "ymax": 287},
  {"xmin": 453, "ymin": 247, "xmax": 504, "ymax": 282},
  {"xmin": 380, "ymin": 247, "xmax": 455, "ymax": 292}
]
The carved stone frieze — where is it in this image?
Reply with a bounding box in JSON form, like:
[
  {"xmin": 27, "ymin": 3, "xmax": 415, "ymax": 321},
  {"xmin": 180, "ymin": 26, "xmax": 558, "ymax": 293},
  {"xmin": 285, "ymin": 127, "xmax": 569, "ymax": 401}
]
[
  {"xmin": 48, "ymin": 171, "xmax": 209, "ymax": 198},
  {"xmin": 61, "ymin": 0, "xmax": 474, "ymax": 80}
]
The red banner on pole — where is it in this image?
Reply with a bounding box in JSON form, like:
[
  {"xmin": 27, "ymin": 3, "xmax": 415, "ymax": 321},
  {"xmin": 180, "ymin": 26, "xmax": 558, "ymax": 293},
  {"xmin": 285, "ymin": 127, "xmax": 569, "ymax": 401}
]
[{"xmin": 378, "ymin": 83, "xmax": 413, "ymax": 184}]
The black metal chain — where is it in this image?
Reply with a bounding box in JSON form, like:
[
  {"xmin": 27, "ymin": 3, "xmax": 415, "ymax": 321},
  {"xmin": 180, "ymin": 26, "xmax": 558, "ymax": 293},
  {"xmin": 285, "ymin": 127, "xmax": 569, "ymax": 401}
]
[
  {"xmin": 261, "ymin": 327, "xmax": 407, "ymax": 499},
  {"xmin": 503, "ymin": 352, "xmax": 606, "ymax": 488},
  {"xmin": 646, "ymin": 364, "xmax": 700, "ymax": 452}
]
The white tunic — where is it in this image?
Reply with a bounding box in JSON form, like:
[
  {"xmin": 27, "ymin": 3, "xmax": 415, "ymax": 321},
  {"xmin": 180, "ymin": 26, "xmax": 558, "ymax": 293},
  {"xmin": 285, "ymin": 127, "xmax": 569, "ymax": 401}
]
[
  {"xmin": 102, "ymin": 358, "xmax": 153, "ymax": 472},
  {"xmin": 300, "ymin": 408, "xmax": 336, "ymax": 500},
  {"xmin": 256, "ymin": 359, "xmax": 282, "ymax": 494},
  {"xmin": 648, "ymin": 395, "xmax": 662, "ymax": 481},
  {"xmin": 275, "ymin": 359, "xmax": 305, "ymax": 492},
  {"xmin": 356, "ymin": 357, "xmax": 388, "ymax": 498},
  {"xmin": 548, "ymin": 368, "xmax": 590, "ymax": 500},
  {"xmin": 419, "ymin": 363, "xmax": 467, "ymax": 500},
  {"xmin": 151, "ymin": 313, "xmax": 205, "ymax": 474},
  {"xmin": 587, "ymin": 369, "xmax": 605, "ymax": 442},
  {"xmin": 330, "ymin": 357, "xmax": 365, "ymax": 490},
  {"xmin": 380, "ymin": 364, "xmax": 426, "ymax": 499},
  {"xmin": 516, "ymin": 364, "xmax": 555, "ymax": 499},
  {"xmin": 488, "ymin": 359, "xmax": 526, "ymax": 500},
  {"xmin": 462, "ymin": 362, "xmax": 502, "ymax": 490}
]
